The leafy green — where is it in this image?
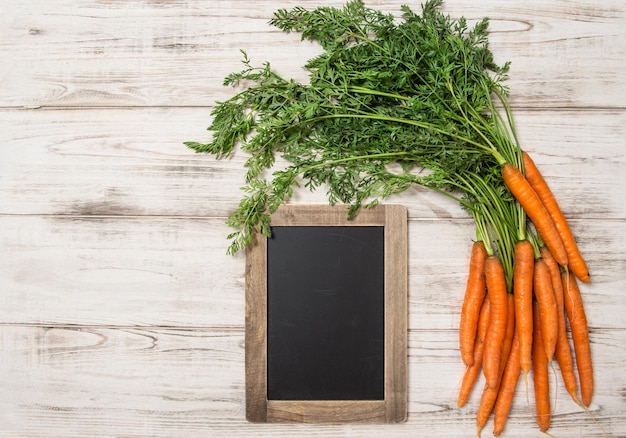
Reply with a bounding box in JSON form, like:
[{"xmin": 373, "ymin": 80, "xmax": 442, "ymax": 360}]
[{"xmin": 186, "ymin": 0, "xmax": 524, "ymax": 286}]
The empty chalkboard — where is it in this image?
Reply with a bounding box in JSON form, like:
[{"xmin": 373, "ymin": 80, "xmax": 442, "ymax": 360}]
[
  {"xmin": 245, "ymin": 204, "xmax": 408, "ymax": 423},
  {"xmin": 267, "ymin": 225, "xmax": 385, "ymax": 401}
]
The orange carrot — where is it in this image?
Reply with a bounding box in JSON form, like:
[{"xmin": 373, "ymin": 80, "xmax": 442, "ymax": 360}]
[
  {"xmin": 476, "ymin": 385, "xmax": 498, "ymax": 437},
  {"xmin": 460, "ymin": 241, "xmax": 488, "ymax": 367},
  {"xmin": 483, "ymin": 256, "xmax": 508, "ymax": 389},
  {"xmin": 501, "ymin": 293, "xmax": 516, "ymax": 377},
  {"xmin": 523, "ymin": 151, "xmax": 590, "ymax": 282},
  {"xmin": 533, "ymin": 300, "xmax": 551, "ymax": 432},
  {"xmin": 501, "ymin": 163, "xmax": 568, "ymax": 267},
  {"xmin": 533, "ymin": 258, "xmax": 558, "ymax": 362},
  {"xmin": 513, "ymin": 239, "xmax": 534, "ymax": 379},
  {"xmin": 562, "ymin": 271, "xmax": 594, "ymax": 407},
  {"xmin": 458, "ymin": 297, "xmax": 491, "ymax": 408},
  {"xmin": 477, "ymin": 293, "xmax": 515, "ymax": 435},
  {"xmin": 493, "ymin": 329, "xmax": 521, "ymax": 436},
  {"xmin": 541, "ymin": 246, "xmax": 580, "ymax": 404}
]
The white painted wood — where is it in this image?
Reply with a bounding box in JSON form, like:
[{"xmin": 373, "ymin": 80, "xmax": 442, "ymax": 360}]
[
  {"xmin": 0, "ymin": 215, "xmax": 622, "ymax": 330},
  {"xmin": 1, "ymin": 108, "xmax": 625, "ymax": 219},
  {"xmin": 1, "ymin": 0, "xmax": 625, "ymax": 108},
  {"xmin": 0, "ymin": 325, "xmax": 623, "ymax": 437},
  {"xmin": 0, "ymin": 0, "xmax": 625, "ymax": 436}
]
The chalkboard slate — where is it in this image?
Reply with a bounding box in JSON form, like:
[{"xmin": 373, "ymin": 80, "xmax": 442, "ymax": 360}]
[
  {"xmin": 267, "ymin": 226, "xmax": 385, "ymax": 401},
  {"xmin": 245, "ymin": 204, "xmax": 407, "ymax": 424}
]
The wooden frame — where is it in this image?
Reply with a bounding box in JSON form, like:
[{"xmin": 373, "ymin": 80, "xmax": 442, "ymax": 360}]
[{"xmin": 245, "ymin": 204, "xmax": 408, "ymax": 423}]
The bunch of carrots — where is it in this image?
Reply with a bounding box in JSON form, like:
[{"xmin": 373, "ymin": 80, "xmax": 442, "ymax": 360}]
[
  {"xmin": 184, "ymin": 2, "xmax": 596, "ymax": 433},
  {"xmin": 457, "ymin": 151, "xmax": 593, "ymax": 436}
]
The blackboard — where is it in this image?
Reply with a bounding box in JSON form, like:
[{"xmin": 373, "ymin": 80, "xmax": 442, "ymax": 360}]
[
  {"xmin": 267, "ymin": 226, "xmax": 385, "ymax": 401},
  {"xmin": 245, "ymin": 204, "xmax": 407, "ymax": 423}
]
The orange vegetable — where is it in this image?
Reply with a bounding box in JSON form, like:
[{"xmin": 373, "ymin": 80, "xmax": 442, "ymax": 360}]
[
  {"xmin": 493, "ymin": 330, "xmax": 521, "ymax": 436},
  {"xmin": 523, "ymin": 151, "xmax": 590, "ymax": 282},
  {"xmin": 501, "ymin": 163, "xmax": 568, "ymax": 267},
  {"xmin": 501, "ymin": 293, "xmax": 517, "ymax": 381},
  {"xmin": 541, "ymin": 246, "xmax": 580, "ymax": 404},
  {"xmin": 533, "ymin": 258, "xmax": 558, "ymax": 362},
  {"xmin": 562, "ymin": 271, "xmax": 594, "ymax": 407},
  {"xmin": 532, "ymin": 300, "xmax": 551, "ymax": 432},
  {"xmin": 458, "ymin": 297, "xmax": 491, "ymax": 408},
  {"xmin": 476, "ymin": 293, "xmax": 515, "ymax": 435},
  {"xmin": 460, "ymin": 241, "xmax": 488, "ymax": 367},
  {"xmin": 513, "ymin": 239, "xmax": 534, "ymax": 379},
  {"xmin": 482, "ymin": 256, "xmax": 508, "ymax": 389}
]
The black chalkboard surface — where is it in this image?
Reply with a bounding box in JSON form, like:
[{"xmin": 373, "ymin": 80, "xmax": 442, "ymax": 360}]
[
  {"xmin": 245, "ymin": 204, "xmax": 407, "ymax": 423},
  {"xmin": 267, "ymin": 226, "xmax": 385, "ymax": 401}
]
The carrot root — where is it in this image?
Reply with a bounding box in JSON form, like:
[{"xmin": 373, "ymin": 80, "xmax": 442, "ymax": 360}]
[
  {"xmin": 541, "ymin": 246, "xmax": 580, "ymax": 405},
  {"xmin": 482, "ymin": 256, "xmax": 508, "ymax": 390},
  {"xmin": 523, "ymin": 151, "xmax": 590, "ymax": 282},
  {"xmin": 460, "ymin": 241, "xmax": 488, "ymax": 367},
  {"xmin": 493, "ymin": 330, "xmax": 521, "ymax": 436},
  {"xmin": 502, "ymin": 163, "xmax": 568, "ymax": 267},
  {"xmin": 562, "ymin": 271, "xmax": 594, "ymax": 407},
  {"xmin": 513, "ymin": 240, "xmax": 534, "ymax": 377},
  {"xmin": 533, "ymin": 300, "xmax": 551, "ymax": 432},
  {"xmin": 534, "ymin": 259, "xmax": 558, "ymax": 362},
  {"xmin": 458, "ymin": 297, "xmax": 491, "ymax": 408}
]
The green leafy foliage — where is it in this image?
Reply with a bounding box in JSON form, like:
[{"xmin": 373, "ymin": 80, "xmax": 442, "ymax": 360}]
[{"xmin": 186, "ymin": 0, "xmax": 523, "ymax": 264}]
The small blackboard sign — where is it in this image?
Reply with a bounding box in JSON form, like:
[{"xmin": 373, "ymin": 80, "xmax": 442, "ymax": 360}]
[
  {"xmin": 245, "ymin": 204, "xmax": 407, "ymax": 423},
  {"xmin": 267, "ymin": 225, "xmax": 385, "ymax": 401}
]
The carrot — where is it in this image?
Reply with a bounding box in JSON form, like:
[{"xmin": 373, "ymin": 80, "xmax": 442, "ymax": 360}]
[
  {"xmin": 532, "ymin": 300, "xmax": 551, "ymax": 432},
  {"xmin": 460, "ymin": 241, "xmax": 488, "ymax": 367},
  {"xmin": 541, "ymin": 246, "xmax": 580, "ymax": 404},
  {"xmin": 501, "ymin": 293, "xmax": 517, "ymax": 379},
  {"xmin": 476, "ymin": 385, "xmax": 498, "ymax": 437},
  {"xmin": 482, "ymin": 256, "xmax": 508, "ymax": 389},
  {"xmin": 533, "ymin": 258, "xmax": 559, "ymax": 362},
  {"xmin": 523, "ymin": 151, "xmax": 590, "ymax": 283},
  {"xmin": 513, "ymin": 239, "xmax": 534, "ymax": 380},
  {"xmin": 458, "ymin": 297, "xmax": 491, "ymax": 408},
  {"xmin": 476, "ymin": 293, "xmax": 515, "ymax": 435},
  {"xmin": 562, "ymin": 271, "xmax": 594, "ymax": 407},
  {"xmin": 501, "ymin": 163, "xmax": 568, "ymax": 267},
  {"xmin": 493, "ymin": 329, "xmax": 521, "ymax": 436}
]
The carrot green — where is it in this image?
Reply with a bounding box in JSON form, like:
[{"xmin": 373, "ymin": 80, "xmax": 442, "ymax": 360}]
[{"xmin": 186, "ymin": 0, "xmax": 522, "ymax": 271}]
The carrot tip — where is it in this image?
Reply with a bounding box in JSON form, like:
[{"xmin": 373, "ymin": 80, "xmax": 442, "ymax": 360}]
[{"xmin": 476, "ymin": 426, "xmax": 483, "ymax": 438}]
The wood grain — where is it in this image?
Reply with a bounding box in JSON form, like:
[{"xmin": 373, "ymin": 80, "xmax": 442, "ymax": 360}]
[
  {"xmin": 1, "ymin": 0, "xmax": 625, "ymax": 436},
  {"xmin": 244, "ymin": 231, "xmax": 267, "ymax": 423},
  {"xmin": 2, "ymin": 0, "xmax": 625, "ymax": 109},
  {"xmin": 0, "ymin": 215, "xmax": 623, "ymax": 330},
  {"xmin": 1, "ymin": 108, "xmax": 625, "ymax": 219},
  {"xmin": 0, "ymin": 325, "xmax": 623, "ymax": 437}
]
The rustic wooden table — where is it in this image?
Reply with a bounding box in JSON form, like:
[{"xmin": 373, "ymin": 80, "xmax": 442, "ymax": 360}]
[{"xmin": 1, "ymin": 1, "xmax": 624, "ymax": 437}]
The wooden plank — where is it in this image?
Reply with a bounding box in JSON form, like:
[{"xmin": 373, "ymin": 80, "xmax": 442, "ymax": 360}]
[
  {"xmin": 1, "ymin": 1, "xmax": 624, "ymax": 437},
  {"xmin": 1, "ymin": 0, "xmax": 625, "ymax": 108},
  {"xmin": 0, "ymin": 325, "xmax": 623, "ymax": 437},
  {"xmin": 1, "ymin": 107, "xmax": 625, "ymax": 219},
  {"xmin": 244, "ymin": 231, "xmax": 267, "ymax": 422},
  {"xmin": 0, "ymin": 325, "xmax": 245, "ymax": 438},
  {"xmin": 0, "ymin": 215, "xmax": 244, "ymax": 327},
  {"xmin": 265, "ymin": 400, "xmax": 387, "ymax": 424},
  {"xmin": 0, "ymin": 215, "xmax": 622, "ymax": 331}
]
